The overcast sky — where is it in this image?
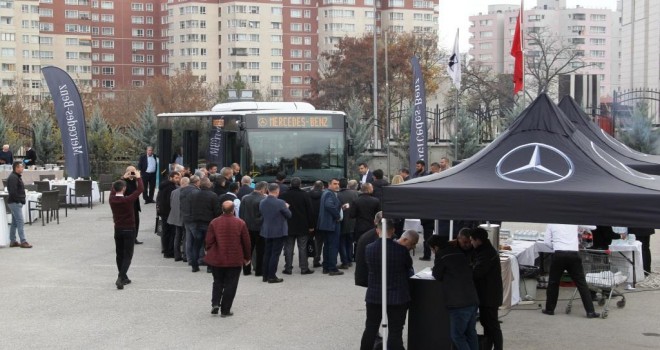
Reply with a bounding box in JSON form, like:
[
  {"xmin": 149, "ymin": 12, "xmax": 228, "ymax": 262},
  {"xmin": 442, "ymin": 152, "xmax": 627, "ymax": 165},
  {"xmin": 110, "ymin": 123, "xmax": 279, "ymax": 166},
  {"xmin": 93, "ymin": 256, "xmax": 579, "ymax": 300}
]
[{"xmin": 437, "ymin": 0, "xmax": 619, "ymax": 51}]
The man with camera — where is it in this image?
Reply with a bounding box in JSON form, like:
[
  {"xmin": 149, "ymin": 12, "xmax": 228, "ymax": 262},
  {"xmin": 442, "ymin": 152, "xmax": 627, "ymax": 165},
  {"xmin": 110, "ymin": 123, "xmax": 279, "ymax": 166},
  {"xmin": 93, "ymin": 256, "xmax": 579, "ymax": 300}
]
[{"xmin": 110, "ymin": 169, "xmax": 144, "ymax": 289}]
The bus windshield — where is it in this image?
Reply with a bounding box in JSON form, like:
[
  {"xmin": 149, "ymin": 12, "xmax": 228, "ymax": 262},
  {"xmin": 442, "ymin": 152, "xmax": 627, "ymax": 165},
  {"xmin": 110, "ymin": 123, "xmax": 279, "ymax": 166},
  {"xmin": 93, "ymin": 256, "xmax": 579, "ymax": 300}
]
[{"xmin": 245, "ymin": 129, "xmax": 345, "ymax": 184}]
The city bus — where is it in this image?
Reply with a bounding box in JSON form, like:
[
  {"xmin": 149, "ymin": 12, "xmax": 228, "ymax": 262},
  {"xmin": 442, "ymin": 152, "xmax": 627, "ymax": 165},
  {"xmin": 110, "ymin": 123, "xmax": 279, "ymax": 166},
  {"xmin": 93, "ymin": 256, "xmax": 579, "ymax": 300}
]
[{"xmin": 156, "ymin": 102, "xmax": 348, "ymax": 185}]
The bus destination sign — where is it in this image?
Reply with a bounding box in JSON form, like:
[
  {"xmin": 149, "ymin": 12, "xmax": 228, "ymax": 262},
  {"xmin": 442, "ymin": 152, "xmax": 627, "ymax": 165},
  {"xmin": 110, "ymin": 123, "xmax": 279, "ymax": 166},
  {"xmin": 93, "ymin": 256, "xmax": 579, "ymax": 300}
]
[{"xmin": 256, "ymin": 115, "xmax": 332, "ymax": 129}]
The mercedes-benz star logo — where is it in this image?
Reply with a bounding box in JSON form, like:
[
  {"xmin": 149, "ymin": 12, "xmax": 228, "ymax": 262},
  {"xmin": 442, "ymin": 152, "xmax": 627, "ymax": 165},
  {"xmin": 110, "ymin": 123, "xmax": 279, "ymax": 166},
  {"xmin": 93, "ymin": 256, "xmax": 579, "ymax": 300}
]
[{"xmin": 496, "ymin": 143, "xmax": 574, "ymax": 184}]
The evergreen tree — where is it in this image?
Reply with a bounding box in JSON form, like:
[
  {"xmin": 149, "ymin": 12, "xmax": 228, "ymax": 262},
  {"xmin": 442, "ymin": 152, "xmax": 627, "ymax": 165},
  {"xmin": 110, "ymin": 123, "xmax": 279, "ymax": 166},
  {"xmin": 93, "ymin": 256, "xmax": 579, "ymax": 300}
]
[
  {"xmin": 88, "ymin": 105, "xmax": 115, "ymax": 176},
  {"xmin": 126, "ymin": 98, "xmax": 158, "ymax": 157},
  {"xmin": 32, "ymin": 112, "xmax": 62, "ymax": 166},
  {"xmin": 619, "ymin": 104, "xmax": 660, "ymax": 155},
  {"xmin": 449, "ymin": 110, "xmax": 481, "ymax": 161},
  {"xmin": 388, "ymin": 104, "xmax": 412, "ymax": 172},
  {"xmin": 346, "ymin": 98, "xmax": 374, "ymax": 179}
]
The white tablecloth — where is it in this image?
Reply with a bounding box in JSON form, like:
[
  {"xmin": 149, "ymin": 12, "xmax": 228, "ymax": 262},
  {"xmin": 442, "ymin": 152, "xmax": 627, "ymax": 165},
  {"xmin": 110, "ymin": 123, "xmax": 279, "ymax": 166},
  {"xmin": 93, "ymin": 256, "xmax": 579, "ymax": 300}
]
[
  {"xmin": 403, "ymin": 219, "xmax": 423, "ymax": 233},
  {"xmin": 0, "ymin": 197, "xmax": 8, "ymax": 247},
  {"xmin": 609, "ymin": 240, "xmax": 645, "ymax": 285},
  {"xmin": 501, "ymin": 255, "xmax": 521, "ymax": 308},
  {"xmin": 49, "ymin": 180, "xmax": 100, "ymax": 204},
  {"xmin": 506, "ymin": 240, "xmax": 553, "ymax": 266},
  {"xmin": 3, "ymin": 191, "xmax": 40, "ymax": 225}
]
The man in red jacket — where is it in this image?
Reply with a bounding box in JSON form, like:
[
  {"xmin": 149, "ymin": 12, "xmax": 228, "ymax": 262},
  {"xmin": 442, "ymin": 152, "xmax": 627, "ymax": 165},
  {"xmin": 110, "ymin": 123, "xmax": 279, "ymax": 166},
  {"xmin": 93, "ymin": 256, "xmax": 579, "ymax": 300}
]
[
  {"xmin": 109, "ymin": 170, "xmax": 144, "ymax": 290},
  {"xmin": 205, "ymin": 200, "xmax": 252, "ymax": 317}
]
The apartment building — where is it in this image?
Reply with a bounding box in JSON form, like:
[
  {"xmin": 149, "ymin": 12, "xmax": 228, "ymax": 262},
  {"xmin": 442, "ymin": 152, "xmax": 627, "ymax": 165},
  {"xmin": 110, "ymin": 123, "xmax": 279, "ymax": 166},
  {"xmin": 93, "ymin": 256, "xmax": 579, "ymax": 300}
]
[
  {"xmin": 620, "ymin": 0, "xmax": 659, "ymax": 91},
  {"xmin": 468, "ymin": 0, "xmax": 620, "ymax": 98},
  {"xmin": 0, "ymin": 0, "xmax": 437, "ymax": 103}
]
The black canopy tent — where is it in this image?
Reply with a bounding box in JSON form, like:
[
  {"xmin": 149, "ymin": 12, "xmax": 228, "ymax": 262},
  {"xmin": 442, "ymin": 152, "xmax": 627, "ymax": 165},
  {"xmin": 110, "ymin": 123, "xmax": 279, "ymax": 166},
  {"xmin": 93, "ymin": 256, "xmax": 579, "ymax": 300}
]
[
  {"xmin": 381, "ymin": 94, "xmax": 660, "ymax": 227},
  {"xmin": 558, "ymin": 96, "xmax": 660, "ymax": 175}
]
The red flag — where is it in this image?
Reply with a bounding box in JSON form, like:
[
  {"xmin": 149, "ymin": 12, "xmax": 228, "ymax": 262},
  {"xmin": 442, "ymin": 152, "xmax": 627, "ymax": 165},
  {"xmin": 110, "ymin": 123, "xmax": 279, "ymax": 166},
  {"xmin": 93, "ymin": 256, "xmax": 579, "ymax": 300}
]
[{"xmin": 511, "ymin": 10, "xmax": 523, "ymax": 95}]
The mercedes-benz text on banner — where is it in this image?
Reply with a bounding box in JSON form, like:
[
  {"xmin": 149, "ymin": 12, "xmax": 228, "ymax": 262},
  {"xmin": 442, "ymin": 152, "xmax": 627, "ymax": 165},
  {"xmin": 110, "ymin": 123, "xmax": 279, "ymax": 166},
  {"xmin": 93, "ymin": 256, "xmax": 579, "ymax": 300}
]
[
  {"xmin": 409, "ymin": 56, "xmax": 428, "ymax": 172},
  {"xmin": 42, "ymin": 66, "xmax": 91, "ymax": 179}
]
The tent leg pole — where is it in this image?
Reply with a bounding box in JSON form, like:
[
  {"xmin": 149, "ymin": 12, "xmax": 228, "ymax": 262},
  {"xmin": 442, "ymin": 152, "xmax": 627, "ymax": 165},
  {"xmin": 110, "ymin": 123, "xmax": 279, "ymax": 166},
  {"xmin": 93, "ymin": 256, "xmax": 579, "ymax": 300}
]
[
  {"xmin": 381, "ymin": 218, "xmax": 389, "ymax": 345},
  {"xmin": 449, "ymin": 220, "xmax": 454, "ymax": 240}
]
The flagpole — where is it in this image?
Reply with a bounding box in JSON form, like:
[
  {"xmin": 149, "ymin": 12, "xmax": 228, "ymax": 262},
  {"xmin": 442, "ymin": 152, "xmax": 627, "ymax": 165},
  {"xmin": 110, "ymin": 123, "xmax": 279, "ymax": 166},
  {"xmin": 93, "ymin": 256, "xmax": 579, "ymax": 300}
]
[{"xmin": 373, "ymin": 2, "xmax": 379, "ymax": 149}]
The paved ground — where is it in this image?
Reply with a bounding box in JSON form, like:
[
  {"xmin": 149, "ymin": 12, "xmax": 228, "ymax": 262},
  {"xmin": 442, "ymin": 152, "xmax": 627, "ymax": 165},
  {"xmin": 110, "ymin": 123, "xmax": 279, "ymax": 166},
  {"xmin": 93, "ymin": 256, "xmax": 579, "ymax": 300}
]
[{"xmin": 2, "ymin": 200, "xmax": 660, "ymax": 349}]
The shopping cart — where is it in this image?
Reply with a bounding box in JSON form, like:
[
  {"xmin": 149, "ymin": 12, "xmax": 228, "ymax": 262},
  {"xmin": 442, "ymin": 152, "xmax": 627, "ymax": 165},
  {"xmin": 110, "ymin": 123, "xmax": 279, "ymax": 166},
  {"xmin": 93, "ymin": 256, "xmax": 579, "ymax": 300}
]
[{"xmin": 565, "ymin": 249, "xmax": 628, "ymax": 319}]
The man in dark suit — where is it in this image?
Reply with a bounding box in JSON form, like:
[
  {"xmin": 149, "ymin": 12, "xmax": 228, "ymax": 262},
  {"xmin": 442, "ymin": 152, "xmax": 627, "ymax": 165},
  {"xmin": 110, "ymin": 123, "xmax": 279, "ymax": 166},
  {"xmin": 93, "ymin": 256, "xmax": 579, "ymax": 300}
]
[
  {"xmin": 275, "ymin": 172, "xmax": 289, "ymax": 194},
  {"xmin": 355, "ymin": 211, "xmax": 382, "ymax": 288},
  {"xmin": 236, "ymin": 175, "xmax": 253, "ymax": 199},
  {"xmin": 317, "ymin": 178, "xmax": 343, "ymax": 275},
  {"xmin": 309, "ymin": 180, "xmax": 325, "ymax": 268},
  {"xmin": 350, "ymin": 183, "xmax": 381, "ymax": 243},
  {"xmin": 469, "ymin": 227, "xmax": 504, "ymax": 350},
  {"xmin": 358, "ymin": 162, "xmax": 374, "ymax": 187},
  {"xmin": 137, "ymin": 146, "xmax": 158, "ymax": 204},
  {"xmin": 231, "ymin": 163, "xmax": 242, "ymax": 183},
  {"xmin": 24, "ymin": 143, "xmax": 37, "ymax": 166},
  {"xmin": 156, "ymin": 171, "xmax": 181, "ymax": 258},
  {"xmin": 371, "ymin": 169, "xmax": 388, "ymax": 201},
  {"xmin": 259, "ymin": 183, "xmax": 291, "ymax": 283},
  {"xmin": 360, "ymin": 219, "xmax": 412, "ymax": 350},
  {"xmin": 239, "ymin": 181, "xmax": 268, "ymax": 276},
  {"xmin": 280, "ymin": 177, "xmax": 315, "ymax": 275},
  {"xmin": 190, "ymin": 178, "xmax": 221, "ymax": 272},
  {"xmin": 337, "ymin": 179, "xmax": 359, "ymax": 269}
]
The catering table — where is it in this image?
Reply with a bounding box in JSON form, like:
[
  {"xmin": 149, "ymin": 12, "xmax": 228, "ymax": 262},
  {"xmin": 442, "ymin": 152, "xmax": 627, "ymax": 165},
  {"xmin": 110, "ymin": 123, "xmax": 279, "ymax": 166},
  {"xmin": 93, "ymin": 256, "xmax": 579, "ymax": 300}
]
[
  {"xmin": 2, "ymin": 191, "xmax": 40, "ymax": 225},
  {"xmin": 408, "ymin": 268, "xmax": 452, "ymax": 350},
  {"xmin": 500, "ymin": 255, "xmax": 521, "ymax": 308},
  {"xmin": 49, "ymin": 180, "xmax": 100, "ymax": 204},
  {"xmin": 0, "ymin": 169, "xmax": 64, "ymax": 186},
  {"xmin": 609, "ymin": 240, "xmax": 644, "ymax": 287},
  {"xmin": 0, "ymin": 197, "xmax": 8, "ymax": 247},
  {"xmin": 506, "ymin": 240, "xmax": 554, "ymax": 266}
]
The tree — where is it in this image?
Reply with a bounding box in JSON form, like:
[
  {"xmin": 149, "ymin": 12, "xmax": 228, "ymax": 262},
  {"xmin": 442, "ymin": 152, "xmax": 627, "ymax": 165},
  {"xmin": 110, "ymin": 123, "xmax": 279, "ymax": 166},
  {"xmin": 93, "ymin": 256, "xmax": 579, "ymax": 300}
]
[
  {"xmin": 619, "ymin": 104, "xmax": 660, "ymax": 155},
  {"xmin": 32, "ymin": 112, "xmax": 62, "ymax": 166},
  {"xmin": 126, "ymin": 98, "xmax": 158, "ymax": 158},
  {"xmin": 87, "ymin": 105, "xmax": 116, "ymax": 176},
  {"xmin": 216, "ymin": 71, "xmax": 263, "ymax": 102},
  {"xmin": 0, "ymin": 109, "xmax": 19, "ymax": 152},
  {"xmin": 525, "ymin": 28, "xmax": 594, "ymax": 98},
  {"xmin": 345, "ymin": 98, "xmax": 374, "ymax": 179},
  {"xmin": 449, "ymin": 110, "xmax": 481, "ymax": 161},
  {"xmin": 311, "ymin": 32, "xmax": 443, "ymax": 145}
]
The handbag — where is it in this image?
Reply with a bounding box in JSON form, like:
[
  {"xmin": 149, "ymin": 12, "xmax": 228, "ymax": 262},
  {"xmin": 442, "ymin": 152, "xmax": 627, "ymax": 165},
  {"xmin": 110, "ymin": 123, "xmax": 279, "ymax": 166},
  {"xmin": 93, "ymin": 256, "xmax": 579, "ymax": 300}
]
[{"xmin": 307, "ymin": 236, "xmax": 316, "ymax": 257}]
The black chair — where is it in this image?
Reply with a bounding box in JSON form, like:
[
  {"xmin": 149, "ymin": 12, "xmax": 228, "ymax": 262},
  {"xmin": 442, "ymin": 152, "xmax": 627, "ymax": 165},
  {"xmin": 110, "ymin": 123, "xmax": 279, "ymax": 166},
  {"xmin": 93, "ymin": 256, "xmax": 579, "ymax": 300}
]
[
  {"xmin": 1, "ymin": 193, "xmax": 10, "ymax": 217},
  {"xmin": 51, "ymin": 185, "xmax": 68, "ymax": 217},
  {"xmin": 27, "ymin": 194, "xmax": 41, "ymax": 225},
  {"xmin": 34, "ymin": 180, "xmax": 51, "ymax": 193},
  {"xmin": 1, "ymin": 178, "xmax": 7, "ymax": 190},
  {"xmin": 69, "ymin": 180, "xmax": 93, "ymax": 209},
  {"xmin": 98, "ymin": 174, "xmax": 114, "ymax": 204},
  {"xmin": 39, "ymin": 174, "xmax": 56, "ymax": 181},
  {"xmin": 25, "ymin": 184, "xmax": 37, "ymax": 192},
  {"xmin": 39, "ymin": 190, "xmax": 60, "ymax": 225}
]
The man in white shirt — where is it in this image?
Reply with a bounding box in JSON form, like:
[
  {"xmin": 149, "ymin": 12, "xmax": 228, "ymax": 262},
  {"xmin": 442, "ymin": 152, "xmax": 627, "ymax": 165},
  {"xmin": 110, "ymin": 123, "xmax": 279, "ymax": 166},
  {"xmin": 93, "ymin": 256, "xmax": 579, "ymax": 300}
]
[
  {"xmin": 138, "ymin": 146, "xmax": 158, "ymax": 204},
  {"xmin": 542, "ymin": 224, "xmax": 600, "ymax": 318}
]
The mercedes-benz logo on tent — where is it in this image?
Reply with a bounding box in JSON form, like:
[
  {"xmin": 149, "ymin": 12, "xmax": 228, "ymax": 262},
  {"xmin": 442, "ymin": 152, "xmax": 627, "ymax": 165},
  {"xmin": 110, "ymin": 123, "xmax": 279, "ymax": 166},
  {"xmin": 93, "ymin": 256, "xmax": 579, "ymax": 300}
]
[{"xmin": 496, "ymin": 143, "xmax": 574, "ymax": 184}]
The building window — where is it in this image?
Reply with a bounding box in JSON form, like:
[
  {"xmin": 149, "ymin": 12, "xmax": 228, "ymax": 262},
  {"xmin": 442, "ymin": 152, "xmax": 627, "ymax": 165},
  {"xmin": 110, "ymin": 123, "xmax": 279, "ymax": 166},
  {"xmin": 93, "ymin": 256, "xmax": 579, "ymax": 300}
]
[
  {"xmin": 590, "ymin": 26, "xmax": 606, "ymax": 34},
  {"xmin": 132, "ymin": 67, "xmax": 145, "ymax": 75},
  {"xmin": 271, "ymin": 62, "xmax": 282, "ymax": 70},
  {"xmin": 291, "ymin": 63, "xmax": 302, "ymax": 71},
  {"xmin": 132, "ymin": 16, "xmax": 144, "ymax": 24},
  {"xmin": 590, "ymin": 50, "xmax": 605, "ymax": 58},
  {"xmin": 591, "ymin": 14, "xmax": 606, "ymax": 21},
  {"xmin": 590, "ymin": 38, "xmax": 605, "ymax": 46},
  {"xmin": 102, "ymin": 40, "xmax": 114, "ymax": 48},
  {"xmin": 480, "ymin": 31, "xmax": 493, "ymax": 38},
  {"xmin": 389, "ymin": 0, "xmax": 404, "ymax": 7},
  {"xmin": 271, "ymin": 76, "xmax": 282, "ymax": 83},
  {"xmin": 291, "ymin": 76, "xmax": 302, "ymax": 84}
]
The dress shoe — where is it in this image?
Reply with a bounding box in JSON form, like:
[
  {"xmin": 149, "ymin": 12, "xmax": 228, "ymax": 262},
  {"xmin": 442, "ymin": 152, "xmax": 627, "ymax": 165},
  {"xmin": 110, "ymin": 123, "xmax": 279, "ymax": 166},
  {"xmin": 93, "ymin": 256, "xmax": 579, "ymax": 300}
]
[
  {"xmin": 313, "ymin": 262, "xmax": 322, "ymax": 268},
  {"xmin": 541, "ymin": 309, "xmax": 554, "ymax": 316},
  {"xmin": 164, "ymin": 254, "xmax": 174, "ymax": 259},
  {"xmin": 338, "ymin": 264, "xmax": 349, "ymax": 270},
  {"xmin": 134, "ymin": 240, "xmax": 143, "ymax": 245},
  {"xmin": 207, "ymin": 267, "xmax": 212, "ymax": 273},
  {"xmin": 220, "ymin": 312, "xmax": 234, "ymax": 318},
  {"xmin": 192, "ymin": 266, "xmax": 200, "ymax": 272},
  {"xmin": 20, "ymin": 242, "xmax": 33, "ymax": 248},
  {"xmin": 301, "ymin": 269, "xmax": 315, "ymax": 275},
  {"xmin": 419, "ymin": 256, "xmax": 431, "ymax": 261},
  {"xmin": 282, "ymin": 270, "xmax": 292, "ymax": 275},
  {"xmin": 174, "ymin": 257, "xmax": 182, "ymax": 262},
  {"xmin": 115, "ymin": 278, "xmax": 124, "ymax": 290},
  {"xmin": 255, "ymin": 273, "xmax": 263, "ymax": 277},
  {"xmin": 243, "ymin": 271, "xmax": 252, "ymax": 276},
  {"xmin": 182, "ymin": 258, "xmax": 188, "ymax": 263},
  {"xmin": 9, "ymin": 241, "xmax": 20, "ymax": 248},
  {"xmin": 122, "ymin": 278, "xmax": 132, "ymax": 285},
  {"xmin": 322, "ymin": 269, "xmax": 329, "ymax": 274},
  {"xmin": 328, "ymin": 270, "xmax": 344, "ymax": 276},
  {"xmin": 211, "ymin": 306, "xmax": 219, "ymax": 315},
  {"xmin": 262, "ymin": 277, "xmax": 268, "ymax": 282},
  {"xmin": 586, "ymin": 312, "xmax": 601, "ymax": 319},
  {"xmin": 267, "ymin": 278, "xmax": 284, "ymax": 283}
]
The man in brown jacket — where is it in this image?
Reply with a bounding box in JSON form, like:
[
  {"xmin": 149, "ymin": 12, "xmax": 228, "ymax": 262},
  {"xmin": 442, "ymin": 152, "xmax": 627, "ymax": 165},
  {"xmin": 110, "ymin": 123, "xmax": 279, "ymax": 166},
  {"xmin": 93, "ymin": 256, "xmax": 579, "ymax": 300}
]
[{"xmin": 204, "ymin": 201, "xmax": 251, "ymax": 317}]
